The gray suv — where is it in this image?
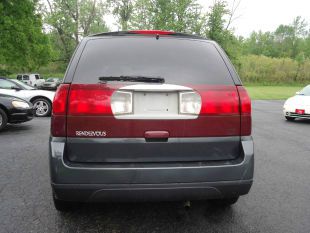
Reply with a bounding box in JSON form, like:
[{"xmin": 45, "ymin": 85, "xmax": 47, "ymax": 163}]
[{"xmin": 50, "ymin": 30, "xmax": 254, "ymax": 211}]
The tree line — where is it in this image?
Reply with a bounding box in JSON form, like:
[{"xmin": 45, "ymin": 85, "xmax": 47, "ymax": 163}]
[{"xmin": 1, "ymin": 0, "xmax": 310, "ymax": 85}]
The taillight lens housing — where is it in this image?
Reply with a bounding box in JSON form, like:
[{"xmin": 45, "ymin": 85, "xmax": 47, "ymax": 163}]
[
  {"xmin": 296, "ymin": 109, "xmax": 305, "ymax": 114},
  {"xmin": 68, "ymin": 84, "xmax": 114, "ymax": 115},
  {"xmin": 51, "ymin": 84, "xmax": 70, "ymax": 137},
  {"xmin": 237, "ymin": 86, "xmax": 252, "ymax": 136},
  {"xmin": 179, "ymin": 92, "xmax": 202, "ymax": 115},
  {"xmin": 53, "ymin": 84, "xmax": 70, "ymax": 115},
  {"xmin": 111, "ymin": 91, "xmax": 133, "ymax": 115},
  {"xmin": 197, "ymin": 86, "xmax": 240, "ymax": 115}
]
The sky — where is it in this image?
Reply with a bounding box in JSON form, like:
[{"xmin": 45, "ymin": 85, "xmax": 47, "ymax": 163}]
[
  {"xmin": 106, "ymin": 0, "xmax": 310, "ymax": 38},
  {"xmin": 198, "ymin": 0, "xmax": 310, "ymax": 37}
]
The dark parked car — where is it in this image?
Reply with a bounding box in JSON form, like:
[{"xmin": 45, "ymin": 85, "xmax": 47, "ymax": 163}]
[
  {"xmin": 41, "ymin": 78, "xmax": 62, "ymax": 90},
  {"xmin": 0, "ymin": 94, "xmax": 34, "ymax": 131},
  {"xmin": 50, "ymin": 30, "xmax": 253, "ymax": 211}
]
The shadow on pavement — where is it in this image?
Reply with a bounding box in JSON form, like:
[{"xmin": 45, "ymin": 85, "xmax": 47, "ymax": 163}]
[
  {"xmin": 53, "ymin": 201, "xmax": 241, "ymax": 233},
  {"xmin": 0, "ymin": 123, "xmax": 33, "ymax": 134}
]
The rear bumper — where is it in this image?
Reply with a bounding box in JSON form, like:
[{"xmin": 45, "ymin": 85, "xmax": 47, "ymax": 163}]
[
  {"xmin": 283, "ymin": 110, "xmax": 310, "ymax": 119},
  {"xmin": 49, "ymin": 136, "xmax": 254, "ymax": 202},
  {"xmin": 52, "ymin": 180, "xmax": 252, "ymax": 202}
]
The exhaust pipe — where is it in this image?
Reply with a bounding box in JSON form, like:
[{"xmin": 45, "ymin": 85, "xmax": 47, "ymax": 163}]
[{"xmin": 183, "ymin": 200, "xmax": 191, "ymax": 209}]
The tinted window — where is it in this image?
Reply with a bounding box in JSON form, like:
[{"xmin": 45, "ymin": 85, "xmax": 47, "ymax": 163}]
[
  {"xmin": 23, "ymin": 75, "xmax": 29, "ymax": 80},
  {"xmin": 35, "ymin": 75, "xmax": 39, "ymax": 80},
  {"xmin": 73, "ymin": 37, "xmax": 233, "ymax": 85},
  {"xmin": 0, "ymin": 79, "xmax": 18, "ymax": 89},
  {"xmin": 17, "ymin": 75, "xmax": 22, "ymax": 80}
]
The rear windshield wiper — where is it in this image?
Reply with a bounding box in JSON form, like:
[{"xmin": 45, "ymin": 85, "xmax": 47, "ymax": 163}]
[{"xmin": 98, "ymin": 75, "xmax": 165, "ymax": 84}]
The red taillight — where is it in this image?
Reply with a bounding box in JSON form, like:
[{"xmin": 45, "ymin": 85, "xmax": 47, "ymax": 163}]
[
  {"xmin": 51, "ymin": 84, "xmax": 70, "ymax": 137},
  {"xmin": 129, "ymin": 30, "xmax": 175, "ymax": 35},
  {"xmin": 196, "ymin": 86, "xmax": 240, "ymax": 115},
  {"xmin": 296, "ymin": 109, "xmax": 305, "ymax": 114},
  {"xmin": 237, "ymin": 86, "xmax": 252, "ymax": 136},
  {"xmin": 68, "ymin": 84, "xmax": 114, "ymax": 115},
  {"xmin": 53, "ymin": 84, "xmax": 70, "ymax": 115}
]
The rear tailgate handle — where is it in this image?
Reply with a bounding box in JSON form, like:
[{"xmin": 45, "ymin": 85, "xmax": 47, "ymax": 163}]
[{"xmin": 144, "ymin": 131, "xmax": 169, "ymax": 142}]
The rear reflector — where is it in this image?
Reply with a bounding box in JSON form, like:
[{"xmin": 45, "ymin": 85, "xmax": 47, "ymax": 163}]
[
  {"xmin": 129, "ymin": 30, "xmax": 175, "ymax": 35},
  {"xmin": 237, "ymin": 86, "xmax": 252, "ymax": 136},
  {"xmin": 51, "ymin": 84, "xmax": 70, "ymax": 137}
]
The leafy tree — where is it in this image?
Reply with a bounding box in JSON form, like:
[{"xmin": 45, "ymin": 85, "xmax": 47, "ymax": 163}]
[
  {"xmin": 274, "ymin": 25, "xmax": 295, "ymax": 57},
  {"xmin": 205, "ymin": 0, "xmax": 241, "ymax": 65},
  {"xmin": 304, "ymin": 36, "xmax": 310, "ymax": 58},
  {"xmin": 43, "ymin": 0, "xmax": 109, "ymax": 62},
  {"xmin": 130, "ymin": 0, "xmax": 204, "ymax": 34},
  {"xmin": 290, "ymin": 16, "xmax": 307, "ymax": 58},
  {"xmin": 206, "ymin": 0, "xmax": 229, "ymax": 43},
  {"xmin": 243, "ymin": 16, "xmax": 309, "ymax": 59},
  {"xmin": 171, "ymin": 0, "xmax": 205, "ymax": 34},
  {"xmin": 108, "ymin": 0, "xmax": 134, "ymax": 30},
  {"xmin": 0, "ymin": 0, "xmax": 51, "ymax": 72},
  {"xmin": 242, "ymin": 31, "xmax": 278, "ymax": 57},
  {"xmin": 129, "ymin": 0, "xmax": 152, "ymax": 29}
]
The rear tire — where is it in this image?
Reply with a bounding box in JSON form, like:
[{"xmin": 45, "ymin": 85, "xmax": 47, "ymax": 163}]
[
  {"xmin": 210, "ymin": 197, "xmax": 239, "ymax": 207},
  {"xmin": 0, "ymin": 108, "xmax": 8, "ymax": 131},
  {"xmin": 53, "ymin": 195, "xmax": 78, "ymax": 212},
  {"xmin": 32, "ymin": 98, "xmax": 52, "ymax": 117},
  {"xmin": 285, "ymin": 116, "xmax": 295, "ymax": 121}
]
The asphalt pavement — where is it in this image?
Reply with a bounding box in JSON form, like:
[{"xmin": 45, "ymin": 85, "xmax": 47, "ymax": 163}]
[{"xmin": 1, "ymin": 100, "xmax": 310, "ymax": 233}]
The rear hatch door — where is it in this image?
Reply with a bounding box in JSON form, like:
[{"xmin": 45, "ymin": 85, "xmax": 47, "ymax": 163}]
[{"xmin": 65, "ymin": 36, "xmax": 242, "ymax": 163}]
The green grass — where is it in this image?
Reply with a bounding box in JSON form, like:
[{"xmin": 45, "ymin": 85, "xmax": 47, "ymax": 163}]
[{"xmin": 245, "ymin": 86, "xmax": 303, "ymax": 100}]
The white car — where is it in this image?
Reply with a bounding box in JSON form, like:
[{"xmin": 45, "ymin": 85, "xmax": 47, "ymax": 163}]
[
  {"xmin": 0, "ymin": 77, "xmax": 55, "ymax": 117},
  {"xmin": 283, "ymin": 85, "xmax": 310, "ymax": 121},
  {"xmin": 16, "ymin": 73, "xmax": 45, "ymax": 87}
]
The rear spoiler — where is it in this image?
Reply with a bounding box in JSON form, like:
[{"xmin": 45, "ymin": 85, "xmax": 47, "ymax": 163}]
[{"xmin": 88, "ymin": 30, "xmax": 207, "ymax": 40}]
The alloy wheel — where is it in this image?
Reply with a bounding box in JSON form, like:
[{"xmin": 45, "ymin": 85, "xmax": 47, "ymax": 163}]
[{"xmin": 34, "ymin": 100, "xmax": 49, "ymax": 116}]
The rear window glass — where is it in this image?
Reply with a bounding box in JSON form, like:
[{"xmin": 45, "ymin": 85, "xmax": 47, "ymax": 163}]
[
  {"xmin": 300, "ymin": 85, "xmax": 310, "ymax": 96},
  {"xmin": 73, "ymin": 37, "xmax": 233, "ymax": 85}
]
